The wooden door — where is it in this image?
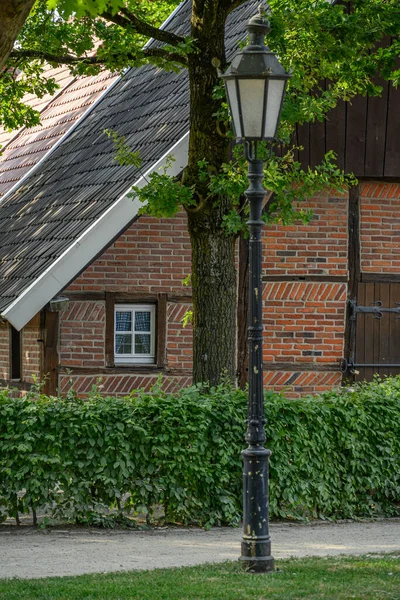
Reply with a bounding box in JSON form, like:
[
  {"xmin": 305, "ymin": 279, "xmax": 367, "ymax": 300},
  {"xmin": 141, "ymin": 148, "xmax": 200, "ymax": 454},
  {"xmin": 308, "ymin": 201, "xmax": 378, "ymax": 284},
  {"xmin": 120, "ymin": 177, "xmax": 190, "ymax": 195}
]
[{"xmin": 351, "ymin": 282, "xmax": 400, "ymax": 381}]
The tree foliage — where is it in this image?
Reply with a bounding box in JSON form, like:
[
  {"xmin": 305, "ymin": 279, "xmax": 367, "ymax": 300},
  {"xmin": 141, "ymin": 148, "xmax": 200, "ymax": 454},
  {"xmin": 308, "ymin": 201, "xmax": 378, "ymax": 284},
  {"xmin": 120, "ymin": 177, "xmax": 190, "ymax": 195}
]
[{"xmin": 2, "ymin": 1, "xmax": 399, "ymax": 132}]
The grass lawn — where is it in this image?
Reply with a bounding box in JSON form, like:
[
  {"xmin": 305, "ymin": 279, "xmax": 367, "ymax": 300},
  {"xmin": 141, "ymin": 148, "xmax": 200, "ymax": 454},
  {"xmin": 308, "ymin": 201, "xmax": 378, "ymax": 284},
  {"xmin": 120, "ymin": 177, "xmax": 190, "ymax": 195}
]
[{"xmin": 0, "ymin": 555, "xmax": 399, "ymax": 600}]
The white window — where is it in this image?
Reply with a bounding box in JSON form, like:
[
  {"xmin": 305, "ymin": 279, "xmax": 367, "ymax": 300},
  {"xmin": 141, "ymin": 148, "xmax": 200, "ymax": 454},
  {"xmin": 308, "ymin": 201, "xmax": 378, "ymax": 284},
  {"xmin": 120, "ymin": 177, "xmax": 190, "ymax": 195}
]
[{"xmin": 114, "ymin": 304, "xmax": 156, "ymax": 364}]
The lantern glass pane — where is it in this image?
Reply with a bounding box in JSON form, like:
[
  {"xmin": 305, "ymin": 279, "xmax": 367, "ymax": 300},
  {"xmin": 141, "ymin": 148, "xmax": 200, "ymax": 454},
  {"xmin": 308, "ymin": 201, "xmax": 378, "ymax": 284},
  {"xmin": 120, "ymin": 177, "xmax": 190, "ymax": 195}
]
[
  {"xmin": 264, "ymin": 78, "xmax": 286, "ymax": 139},
  {"xmin": 238, "ymin": 78, "xmax": 265, "ymax": 139},
  {"xmin": 226, "ymin": 79, "xmax": 242, "ymax": 138}
]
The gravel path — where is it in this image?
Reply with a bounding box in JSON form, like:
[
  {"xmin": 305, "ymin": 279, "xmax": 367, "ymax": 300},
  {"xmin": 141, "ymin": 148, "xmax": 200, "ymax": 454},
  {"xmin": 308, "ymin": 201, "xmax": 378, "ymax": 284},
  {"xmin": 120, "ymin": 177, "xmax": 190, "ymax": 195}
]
[{"xmin": 1, "ymin": 519, "xmax": 399, "ymax": 579}]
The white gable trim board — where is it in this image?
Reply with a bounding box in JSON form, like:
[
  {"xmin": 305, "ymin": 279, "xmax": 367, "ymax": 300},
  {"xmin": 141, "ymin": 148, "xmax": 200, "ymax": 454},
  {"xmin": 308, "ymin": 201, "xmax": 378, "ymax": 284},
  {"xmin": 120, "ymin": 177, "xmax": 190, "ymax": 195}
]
[{"xmin": 2, "ymin": 132, "xmax": 190, "ymax": 330}]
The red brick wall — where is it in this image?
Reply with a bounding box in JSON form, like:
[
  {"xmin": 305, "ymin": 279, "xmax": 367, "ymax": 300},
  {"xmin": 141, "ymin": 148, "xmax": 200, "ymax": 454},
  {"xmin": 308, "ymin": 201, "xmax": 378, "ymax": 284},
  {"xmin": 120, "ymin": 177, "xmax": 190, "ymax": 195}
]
[
  {"xmin": 166, "ymin": 303, "xmax": 193, "ymax": 371},
  {"xmin": 263, "ymin": 281, "xmax": 347, "ymax": 364},
  {"xmin": 60, "ymin": 198, "xmax": 350, "ymax": 397},
  {"xmin": 360, "ymin": 182, "xmax": 400, "ymax": 273},
  {"xmin": 6, "ymin": 182, "xmax": 400, "ymax": 397},
  {"xmin": 263, "ymin": 194, "xmax": 348, "ymax": 277},
  {"xmin": 263, "ymin": 371, "xmax": 342, "ymax": 397},
  {"xmin": 61, "ymin": 213, "xmax": 193, "ymax": 394},
  {"xmin": 0, "ymin": 323, "xmax": 9, "ymax": 380},
  {"xmin": 60, "ymin": 301, "xmax": 105, "ymax": 368},
  {"xmin": 262, "ymin": 281, "xmax": 346, "ymax": 396},
  {"xmin": 68, "ymin": 214, "xmax": 191, "ymax": 294},
  {"xmin": 260, "ymin": 191, "xmax": 349, "ymax": 396},
  {"xmin": 59, "ymin": 373, "xmax": 192, "ymax": 396}
]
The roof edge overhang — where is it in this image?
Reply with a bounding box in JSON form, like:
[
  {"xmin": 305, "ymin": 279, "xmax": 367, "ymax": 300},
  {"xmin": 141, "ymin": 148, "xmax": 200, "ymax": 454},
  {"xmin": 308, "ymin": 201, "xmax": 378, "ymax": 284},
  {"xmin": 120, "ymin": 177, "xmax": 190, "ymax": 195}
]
[{"xmin": 1, "ymin": 131, "xmax": 189, "ymax": 330}]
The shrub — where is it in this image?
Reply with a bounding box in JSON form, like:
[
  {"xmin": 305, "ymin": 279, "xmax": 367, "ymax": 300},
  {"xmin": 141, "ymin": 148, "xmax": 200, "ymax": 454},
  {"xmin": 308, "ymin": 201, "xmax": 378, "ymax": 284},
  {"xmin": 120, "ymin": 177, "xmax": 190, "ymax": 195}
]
[{"xmin": 0, "ymin": 377, "xmax": 399, "ymax": 526}]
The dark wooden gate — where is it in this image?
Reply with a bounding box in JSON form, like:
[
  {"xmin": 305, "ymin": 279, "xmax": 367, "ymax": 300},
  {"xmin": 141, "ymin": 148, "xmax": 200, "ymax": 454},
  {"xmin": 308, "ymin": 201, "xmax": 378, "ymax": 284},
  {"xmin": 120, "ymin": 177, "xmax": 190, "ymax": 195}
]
[{"xmin": 344, "ymin": 282, "xmax": 400, "ymax": 381}]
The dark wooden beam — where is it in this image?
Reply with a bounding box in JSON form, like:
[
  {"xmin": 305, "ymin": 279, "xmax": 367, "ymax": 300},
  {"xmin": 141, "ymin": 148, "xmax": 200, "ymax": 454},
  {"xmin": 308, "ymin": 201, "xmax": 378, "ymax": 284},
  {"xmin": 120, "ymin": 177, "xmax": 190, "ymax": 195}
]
[
  {"xmin": 59, "ymin": 365, "xmax": 192, "ymax": 376},
  {"xmin": 65, "ymin": 291, "xmax": 106, "ymax": 301},
  {"xmin": 42, "ymin": 310, "xmax": 59, "ymax": 396},
  {"xmin": 365, "ymin": 60, "xmax": 389, "ymax": 177},
  {"xmin": 342, "ymin": 184, "xmax": 361, "ymax": 384},
  {"xmin": 361, "ymin": 273, "xmax": 400, "ymax": 283},
  {"xmin": 384, "ymin": 77, "xmax": 400, "ymax": 177},
  {"xmin": 65, "ymin": 290, "xmax": 192, "ymax": 303},
  {"xmin": 262, "ymin": 275, "xmax": 348, "ymax": 282},
  {"xmin": 263, "ymin": 362, "xmax": 339, "ymax": 372},
  {"xmin": 105, "ymin": 292, "xmax": 115, "ymax": 368},
  {"xmin": 156, "ymin": 293, "xmax": 167, "ymax": 368},
  {"xmin": 0, "ymin": 378, "xmax": 33, "ymax": 391}
]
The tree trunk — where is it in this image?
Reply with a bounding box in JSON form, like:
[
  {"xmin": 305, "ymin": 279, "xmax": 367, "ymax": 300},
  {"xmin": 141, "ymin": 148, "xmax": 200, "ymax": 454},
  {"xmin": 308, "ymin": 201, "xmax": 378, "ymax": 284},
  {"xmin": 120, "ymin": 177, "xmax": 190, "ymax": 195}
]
[
  {"xmin": 188, "ymin": 203, "xmax": 237, "ymax": 386},
  {"xmin": 185, "ymin": 0, "xmax": 237, "ymax": 385},
  {"xmin": 0, "ymin": 0, "xmax": 35, "ymax": 71}
]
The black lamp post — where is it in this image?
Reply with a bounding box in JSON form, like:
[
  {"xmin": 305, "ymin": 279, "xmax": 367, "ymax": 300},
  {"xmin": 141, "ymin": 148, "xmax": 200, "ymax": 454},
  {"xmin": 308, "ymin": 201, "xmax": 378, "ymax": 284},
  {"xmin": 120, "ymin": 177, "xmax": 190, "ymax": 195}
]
[{"xmin": 221, "ymin": 7, "xmax": 291, "ymax": 573}]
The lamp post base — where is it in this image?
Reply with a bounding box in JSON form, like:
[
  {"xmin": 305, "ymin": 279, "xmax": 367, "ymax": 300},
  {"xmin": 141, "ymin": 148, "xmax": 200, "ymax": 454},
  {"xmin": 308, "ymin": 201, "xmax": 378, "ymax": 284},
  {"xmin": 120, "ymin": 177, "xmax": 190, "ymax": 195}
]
[
  {"xmin": 239, "ymin": 553, "xmax": 275, "ymax": 573},
  {"xmin": 240, "ymin": 445, "xmax": 274, "ymax": 572}
]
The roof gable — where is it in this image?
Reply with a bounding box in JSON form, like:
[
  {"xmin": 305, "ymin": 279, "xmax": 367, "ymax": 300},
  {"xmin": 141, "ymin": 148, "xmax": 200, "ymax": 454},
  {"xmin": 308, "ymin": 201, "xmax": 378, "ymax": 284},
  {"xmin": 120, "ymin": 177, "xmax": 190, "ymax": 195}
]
[{"xmin": 1, "ymin": 0, "xmax": 259, "ymax": 329}]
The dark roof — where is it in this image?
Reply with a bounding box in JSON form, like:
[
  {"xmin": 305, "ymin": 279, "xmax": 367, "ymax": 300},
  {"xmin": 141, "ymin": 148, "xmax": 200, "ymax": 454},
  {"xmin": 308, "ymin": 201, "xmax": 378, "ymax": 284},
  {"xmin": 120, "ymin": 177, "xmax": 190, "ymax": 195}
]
[
  {"xmin": 0, "ymin": 0, "xmax": 258, "ymax": 322},
  {"xmin": 0, "ymin": 67, "xmax": 118, "ymax": 197}
]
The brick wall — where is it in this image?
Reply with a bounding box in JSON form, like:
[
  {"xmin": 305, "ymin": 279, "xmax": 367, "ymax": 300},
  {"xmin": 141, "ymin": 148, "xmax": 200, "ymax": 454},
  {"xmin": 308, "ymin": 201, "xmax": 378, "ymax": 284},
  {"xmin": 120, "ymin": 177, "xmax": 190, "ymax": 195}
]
[
  {"xmin": 260, "ymin": 191, "xmax": 349, "ymax": 396},
  {"xmin": 61, "ymin": 213, "xmax": 193, "ymax": 394},
  {"xmin": 263, "ymin": 194, "xmax": 348, "ymax": 276},
  {"xmin": 59, "ymin": 373, "xmax": 192, "ymax": 396},
  {"xmin": 360, "ymin": 182, "xmax": 400, "ymax": 273},
  {"xmin": 263, "ymin": 281, "xmax": 347, "ymax": 364},
  {"xmin": 60, "ymin": 301, "xmax": 105, "ymax": 368},
  {"xmin": 60, "ymin": 199, "xmax": 350, "ymax": 397},
  {"xmin": 0, "ymin": 323, "xmax": 9, "ymax": 380},
  {"xmin": 263, "ymin": 371, "xmax": 342, "ymax": 397},
  {"xmin": 68, "ymin": 214, "xmax": 191, "ymax": 294},
  {"xmin": 5, "ymin": 182, "xmax": 400, "ymax": 397},
  {"xmin": 261, "ymin": 281, "xmax": 347, "ymax": 396},
  {"xmin": 166, "ymin": 303, "xmax": 193, "ymax": 371}
]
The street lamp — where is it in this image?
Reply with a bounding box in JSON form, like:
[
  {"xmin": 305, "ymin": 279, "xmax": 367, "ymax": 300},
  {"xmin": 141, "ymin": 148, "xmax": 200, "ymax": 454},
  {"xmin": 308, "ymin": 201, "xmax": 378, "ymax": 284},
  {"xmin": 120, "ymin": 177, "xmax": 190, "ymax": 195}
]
[{"xmin": 221, "ymin": 6, "xmax": 291, "ymax": 573}]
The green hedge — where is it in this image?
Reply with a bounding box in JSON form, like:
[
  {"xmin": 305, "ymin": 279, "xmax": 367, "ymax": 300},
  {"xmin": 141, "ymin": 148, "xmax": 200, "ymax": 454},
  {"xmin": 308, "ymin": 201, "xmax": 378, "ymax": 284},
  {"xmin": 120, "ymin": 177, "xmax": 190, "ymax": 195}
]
[{"xmin": 0, "ymin": 378, "xmax": 399, "ymax": 526}]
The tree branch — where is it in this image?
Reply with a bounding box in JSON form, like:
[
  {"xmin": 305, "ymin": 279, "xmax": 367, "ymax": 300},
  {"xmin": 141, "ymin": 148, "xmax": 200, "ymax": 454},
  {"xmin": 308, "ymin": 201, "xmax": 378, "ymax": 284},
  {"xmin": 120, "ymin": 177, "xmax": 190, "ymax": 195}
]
[
  {"xmin": 9, "ymin": 46, "xmax": 188, "ymax": 67},
  {"xmin": 101, "ymin": 9, "xmax": 185, "ymax": 47}
]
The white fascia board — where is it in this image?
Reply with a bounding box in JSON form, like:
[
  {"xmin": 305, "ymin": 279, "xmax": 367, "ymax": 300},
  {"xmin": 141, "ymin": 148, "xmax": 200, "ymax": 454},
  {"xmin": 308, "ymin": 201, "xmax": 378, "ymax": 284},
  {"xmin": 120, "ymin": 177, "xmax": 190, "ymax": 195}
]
[{"xmin": 2, "ymin": 131, "xmax": 189, "ymax": 330}]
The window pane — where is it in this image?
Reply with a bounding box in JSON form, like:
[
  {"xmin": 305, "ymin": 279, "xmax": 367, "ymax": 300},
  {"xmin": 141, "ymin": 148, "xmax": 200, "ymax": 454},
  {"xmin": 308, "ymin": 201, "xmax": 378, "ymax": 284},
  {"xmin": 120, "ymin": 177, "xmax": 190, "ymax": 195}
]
[
  {"xmin": 115, "ymin": 334, "xmax": 132, "ymax": 354},
  {"xmin": 135, "ymin": 334, "xmax": 151, "ymax": 354},
  {"xmin": 135, "ymin": 311, "xmax": 151, "ymax": 332},
  {"xmin": 116, "ymin": 311, "xmax": 132, "ymax": 332}
]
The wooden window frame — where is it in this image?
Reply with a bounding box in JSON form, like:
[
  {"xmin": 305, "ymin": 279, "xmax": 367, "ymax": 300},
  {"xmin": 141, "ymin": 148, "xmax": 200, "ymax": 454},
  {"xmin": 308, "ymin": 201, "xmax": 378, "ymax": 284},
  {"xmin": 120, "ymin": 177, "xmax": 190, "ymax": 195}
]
[
  {"xmin": 114, "ymin": 304, "xmax": 156, "ymax": 364},
  {"xmin": 105, "ymin": 292, "xmax": 167, "ymax": 369}
]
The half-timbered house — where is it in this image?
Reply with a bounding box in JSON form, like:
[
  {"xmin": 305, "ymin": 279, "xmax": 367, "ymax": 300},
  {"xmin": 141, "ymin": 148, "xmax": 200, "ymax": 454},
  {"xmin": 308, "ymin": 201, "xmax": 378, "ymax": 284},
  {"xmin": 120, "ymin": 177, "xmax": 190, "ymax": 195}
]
[{"xmin": 0, "ymin": 0, "xmax": 399, "ymax": 397}]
